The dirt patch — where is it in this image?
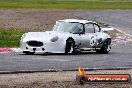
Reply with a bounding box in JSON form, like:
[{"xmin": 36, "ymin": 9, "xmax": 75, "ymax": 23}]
[
  {"xmin": 0, "ymin": 70, "xmax": 132, "ymax": 88},
  {"xmin": 107, "ymin": 30, "xmax": 132, "ymax": 46},
  {"xmin": 0, "ymin": 10, "xmax": 77, "ymax": 31}
]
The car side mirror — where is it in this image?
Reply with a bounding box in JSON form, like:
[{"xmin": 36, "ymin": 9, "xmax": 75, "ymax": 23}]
[{"xmin": 79, "ymin": 31, "xmax": 84, "ymax": 35}]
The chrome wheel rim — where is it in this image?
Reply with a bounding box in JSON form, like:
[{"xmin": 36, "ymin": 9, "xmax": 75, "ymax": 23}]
[
  {"xmin": 107, "ymin": 44, "xmax": 111, "ymax": 52},
  {"xmin": 69, "ymin": 43, "xmax": 73, "ymax": 53}
]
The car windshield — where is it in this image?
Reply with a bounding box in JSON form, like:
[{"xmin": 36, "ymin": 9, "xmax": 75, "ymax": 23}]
[{"xmin": 52, "ymin": 21, "xmax": 83, "ymax": 34}]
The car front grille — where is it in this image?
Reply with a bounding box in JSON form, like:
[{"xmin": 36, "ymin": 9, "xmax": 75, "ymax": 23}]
[{"xmin": 27, "ymin": 41, "xmax": 43, "ymax": 47}]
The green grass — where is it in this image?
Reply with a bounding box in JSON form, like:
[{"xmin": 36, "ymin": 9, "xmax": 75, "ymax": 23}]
[
  {"xmin": 0, "ymin": 28, "xmax": 25, "ymax": 47},
  {"xmin": 0, "ymin": 0, "xmax": 131, "ymax": 9}
]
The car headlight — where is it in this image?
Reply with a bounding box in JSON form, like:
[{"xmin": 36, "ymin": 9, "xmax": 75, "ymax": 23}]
[
  {"xmin": 21, "ymin": 33, "xmax": 26, "ymax": 41},
  {"xmin": 50, "ymin": 36, "xmax": 59, "ymax": 42}
]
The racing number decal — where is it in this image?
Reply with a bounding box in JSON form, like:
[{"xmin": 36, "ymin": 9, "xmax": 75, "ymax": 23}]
[{"xmin": 90, "ymin": 36, "xmax": 96, "ymax": 46}]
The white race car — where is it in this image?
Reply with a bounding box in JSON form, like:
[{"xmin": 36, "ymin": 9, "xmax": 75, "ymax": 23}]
[{"xmin": 20, "ymin": 19, "xmax": 111, "ymax": 55}]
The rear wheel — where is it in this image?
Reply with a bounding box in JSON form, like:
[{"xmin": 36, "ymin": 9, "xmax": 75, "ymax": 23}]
[
  {"xmin": 96, "ymin": 39, "xmax": 111, "ymax": 54},
  {"xmin": 65, "ymin": 39, "xmax": 75, "ymax": 54},
  {"xmin": 23, "ymin": 51, "xmax": 34, "ymax": 55}
]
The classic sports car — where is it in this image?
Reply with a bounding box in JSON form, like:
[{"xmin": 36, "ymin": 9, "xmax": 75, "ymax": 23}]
[{"xmin": 20, "ymin": 19, "xmax": 111, "ymax": 55}]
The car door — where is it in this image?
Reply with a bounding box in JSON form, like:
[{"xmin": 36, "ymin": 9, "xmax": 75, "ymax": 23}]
[
  {"xmin": 81, "ymin": 23, "xmax": 97, "ymax": 48},
  {"xmin": 93, "ymin": 23, "xmax": 103, "ymax": 46}
]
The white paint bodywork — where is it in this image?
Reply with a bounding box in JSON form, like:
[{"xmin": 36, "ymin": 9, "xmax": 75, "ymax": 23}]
[{"xmin": 20, "ymin": 19, "xmax": 111, "ymax": 54}]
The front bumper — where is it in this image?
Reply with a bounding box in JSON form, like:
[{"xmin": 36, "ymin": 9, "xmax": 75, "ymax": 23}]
[{"xmin": 20, "ymin": 41, "xmax": 65, "ymax": 53}]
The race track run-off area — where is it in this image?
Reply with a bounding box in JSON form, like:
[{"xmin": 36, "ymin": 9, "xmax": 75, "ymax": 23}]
[{"xmin": 0, "ymin": 10, "xmax": 132, "ymax": 72}]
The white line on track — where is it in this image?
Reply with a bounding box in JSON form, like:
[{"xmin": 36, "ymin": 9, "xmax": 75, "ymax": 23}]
[
  {"xmin": 35, "ymin": 57, "xmax": 71, "ymax": 62},
  {"xmin": 49, "ymin": 58, "xmax": 70, "ymax": 62}
]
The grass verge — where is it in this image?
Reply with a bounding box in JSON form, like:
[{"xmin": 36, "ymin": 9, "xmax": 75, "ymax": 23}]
[
  {"xmin": 0, "ymin": 0, "xmax": 131, "ymax": 9},
  {"xmin": 0, "ymin": 28, "xmax": 25, "ymax": 47}
]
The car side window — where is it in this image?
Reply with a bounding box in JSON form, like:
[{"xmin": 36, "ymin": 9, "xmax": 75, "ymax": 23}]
[
  {"xmin": 94, "ymin": 24, "xmax": 100, "ymax": 33},
  {"xmin": 85, "ymin": 23, "xmax": 94, "ymax": 33},
  {"xmin": 73, "ymin": 23, "xmax": 84, "ymax": 34}
]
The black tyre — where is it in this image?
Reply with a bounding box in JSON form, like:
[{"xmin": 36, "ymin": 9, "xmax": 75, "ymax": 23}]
[
  {"xmin": 65, "ymin": 39, "xmax": 75, "ymax": 54},
  {"xmin": 23, "ymin": 51, "xmax": 34, "ymax": 55},
  {"xmin": 96, "ymin": 39, "xmax": 111, "ymax": 54}
]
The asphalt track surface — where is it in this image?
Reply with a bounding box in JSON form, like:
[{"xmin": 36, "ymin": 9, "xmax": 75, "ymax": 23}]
[
  {"xmin": 0, "ymin": 10, "xmax": 132, "ymax": 72},
  {"xmin": 0, "ymin": 43, "xmax": 132, "ymax": 72}
]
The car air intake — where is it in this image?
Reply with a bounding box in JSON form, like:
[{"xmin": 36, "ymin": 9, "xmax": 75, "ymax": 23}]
[{"xmin": 27, "ymin": 41, "xmax": 43, "ymax": 47}]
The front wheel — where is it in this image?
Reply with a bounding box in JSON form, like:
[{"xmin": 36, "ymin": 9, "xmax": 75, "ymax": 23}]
[
  {"xmin": 65, "ymin": 39, "xmax": 75, "ymax": 54},
  {"xmin": 96, "ymin": 39, "xmax": 111, "ymax": 54}
]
